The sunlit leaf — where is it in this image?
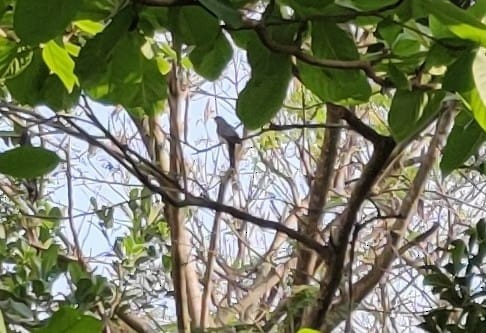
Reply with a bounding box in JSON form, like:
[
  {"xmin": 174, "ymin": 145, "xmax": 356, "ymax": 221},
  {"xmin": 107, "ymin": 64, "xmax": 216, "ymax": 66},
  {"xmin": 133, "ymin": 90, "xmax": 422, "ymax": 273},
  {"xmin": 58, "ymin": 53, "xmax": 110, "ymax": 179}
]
[
  {"xmin": 441, "ymin": 111, "xmax": 485, "ymax": 175},
  {"xmin": 416, "ymin": 0, "xmax": 486, "ymax": 46},
  {"xmin": 42, "ymin": 40, "xmax": 78, "ymax": 93}
]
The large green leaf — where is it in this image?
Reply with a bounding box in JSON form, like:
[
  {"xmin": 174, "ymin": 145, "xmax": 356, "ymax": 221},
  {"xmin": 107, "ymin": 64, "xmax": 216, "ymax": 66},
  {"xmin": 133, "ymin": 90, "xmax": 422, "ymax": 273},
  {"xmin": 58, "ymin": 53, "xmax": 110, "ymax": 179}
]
[
  {"xmin": 13, "ymin": 0, "xmax": 81, "ymax": 45},
  {"xmin": 75, "ymin": 7, "xmax": 135, "ymax": 87},
  {"xmin": 41, "ymin": 75, "xmax": 81, "ymax": 111},
  {"xmin": 415, "ymin": 0, "xmax": 486, "ymax": 46},
  {"xmin": 169, "ymin": 5, "xmax": 220, "ymax": 46},
  {"xmin": 198, "ymin": 0, "xmax": 245, "ymax": 28},
  {"xmin": 440, "ymin": 111, "xmax": 485, "ymax": 175},
  {"xmin": 388, "ymin": 90, "xmax": 426, "ymax": 141},
  {"xmin": 391, "ymin": 32, "xmax": 421, "ymax": 57},
  {"xmin": 468, "ymin": 0, "xmax": 486, "ymax": 21},
  {"xmin": 0, "ymin": 310, "xmax": 6, "ymax": 333},
  {"xmin": 443, "ymin": 50, "xmax": 475, "ymax": 93},
  {"xmin": 34, "ymin": 307, "xmax": 102, "ymax": 333},
  {"xmin": 190, "ymin": 32, "xmax": 233, "ymax": 80},
  {"xmin": 376, "ymin": 18, "xmax": 403, "ymax": 46},
  {"xmin": 423, "ymin": 41, "xmax": 468, "ymax": 71},
  {"xmin": 6, "ymin": 51, "xmax": 80, "ymax": 110},
  {"xmin": 472, "ymin": 48, "xmax": 486, "ymax": 121},
  {"xmin": 6, "ymin": 51, "xmax": 45, "ymax": 105},
  {"xmin": 464, "ymin": 87, "xmax": 486, "ymax": 132},
  {"xmin": 82, "ymin": 33, "xmax": 167, "ymax": 110},
  {"xmin": 236, "ymin": 29, "xmax": 292, "ymax": 129},
  {"xmin": 0, "ymin": 146, "xmax": 60, "ymax": 179},
  {"xmin": 169, "ymin": 5, "xmax": 233, "ymax": 80},
  {"xmin": 0, "ymin": 37, "xmax": 32, "ymax": 79},
  {"xmin": 389, "ymin": 90, "xmax": 446, "ymax": 142},
  {"xmin": 42, "ymin": 40, "xmax": 78, "ymax": 93},
  {"xmin": 444, "ymin": 49, "xmax": 486, "ymax": 131},
  {"xmin": 75, "ymin": 0, "xmax": 123, "ymax": 21},
  {"xmin": 387, "ymin": 62, "xmax": 410, "ymax": 90},
  {"xmin": 298, "ymin": 21, "xmax": 371, "ymax": 103}
]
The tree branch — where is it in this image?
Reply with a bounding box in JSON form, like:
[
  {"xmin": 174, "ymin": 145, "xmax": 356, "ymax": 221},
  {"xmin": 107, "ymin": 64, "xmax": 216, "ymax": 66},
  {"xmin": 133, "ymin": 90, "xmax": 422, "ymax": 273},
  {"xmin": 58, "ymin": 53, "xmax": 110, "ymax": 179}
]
[
  {"xmin": 308, "ymin": 134, "xmax": 395, "ymax": 328},
  {"xmin": 253, "ymin": 25, "xmax": 386, "ymax": 86},
  {"xmin": 295, "ymin": 104, "xmax": 341, "ymax": 288}
]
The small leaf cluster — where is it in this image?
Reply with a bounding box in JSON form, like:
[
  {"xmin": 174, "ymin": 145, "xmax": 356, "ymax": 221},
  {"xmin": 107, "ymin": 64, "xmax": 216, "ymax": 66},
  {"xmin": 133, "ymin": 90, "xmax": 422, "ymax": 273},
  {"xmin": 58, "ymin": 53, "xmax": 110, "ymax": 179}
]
[
  {"xmin": 0, "ymin": 203, "xmax": 108, "ymax": 330},
  {"xmin": 419, "ymin": 220, "xmax": 486, "ymax": 332}
]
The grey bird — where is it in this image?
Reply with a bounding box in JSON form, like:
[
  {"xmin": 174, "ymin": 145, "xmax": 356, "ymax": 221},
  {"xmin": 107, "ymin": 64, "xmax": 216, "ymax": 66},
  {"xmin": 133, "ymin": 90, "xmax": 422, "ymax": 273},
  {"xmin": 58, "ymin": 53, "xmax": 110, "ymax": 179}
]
[{"xmin": 214, "ymin": 116, "xmax": 242, "ymax": 169}]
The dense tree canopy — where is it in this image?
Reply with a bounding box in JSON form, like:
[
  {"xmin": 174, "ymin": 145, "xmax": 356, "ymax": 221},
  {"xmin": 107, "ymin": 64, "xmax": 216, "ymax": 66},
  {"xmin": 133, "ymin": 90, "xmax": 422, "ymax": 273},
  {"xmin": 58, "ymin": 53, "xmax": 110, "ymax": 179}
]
[{"xmin": 0, "ymin": 0, "xmax": 485, "ymax": 332}]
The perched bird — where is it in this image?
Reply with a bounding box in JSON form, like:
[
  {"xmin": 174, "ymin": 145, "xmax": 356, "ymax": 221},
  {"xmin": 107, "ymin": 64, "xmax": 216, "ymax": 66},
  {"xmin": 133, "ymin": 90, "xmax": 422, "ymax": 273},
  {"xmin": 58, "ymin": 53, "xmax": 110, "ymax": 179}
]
[{"xmin": 214, "ymin": 116, "xmax": 242, "ymax": 169}]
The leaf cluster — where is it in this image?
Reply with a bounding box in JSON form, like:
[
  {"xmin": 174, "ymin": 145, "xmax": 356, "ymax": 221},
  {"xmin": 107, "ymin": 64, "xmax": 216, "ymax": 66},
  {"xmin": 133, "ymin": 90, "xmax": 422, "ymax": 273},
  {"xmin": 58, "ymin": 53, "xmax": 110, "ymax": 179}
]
[{"xmin": 419, "ymin": 220, "xmax": 486, "ymax": 332}]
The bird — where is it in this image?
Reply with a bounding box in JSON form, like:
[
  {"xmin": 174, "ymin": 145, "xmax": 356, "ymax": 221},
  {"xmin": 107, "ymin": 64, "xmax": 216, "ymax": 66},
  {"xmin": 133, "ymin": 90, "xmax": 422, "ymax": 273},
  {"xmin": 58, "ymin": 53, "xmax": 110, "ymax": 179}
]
[{"xmin": 214, "ymin": 116, "xmax": 242, "ymax": 169}]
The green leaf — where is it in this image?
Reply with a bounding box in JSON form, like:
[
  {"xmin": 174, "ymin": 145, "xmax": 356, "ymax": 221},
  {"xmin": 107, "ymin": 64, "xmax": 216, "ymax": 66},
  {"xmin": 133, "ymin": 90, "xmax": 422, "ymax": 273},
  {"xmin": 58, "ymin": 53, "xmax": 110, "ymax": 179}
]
[
  {"xmin": 477, "ymin": 219, "xmax": 486, "ymax": 240},
  {"xmin": 170, "ymin": 5, "xmax": 220, "ymax": 46},
  {"xmin": 34, "ymin": 307, "xmax": 102, "ymax": 333},
  {"xmin": 415, "ymin": 0, "xmax": 486, "ymax": 46},
  {"xmin": 465, "ymin": 87, "xmax": 486, "ymax": 131},
  {"xmin": 75, "ymin": 0, "xmax": 121, "ymax": 22},
  {"xmin": 75, "ymin": 278, "xmax": 95, "ymax": 303},
  {"xmin": 190, "ymin": 32, "xmax": 233, "ymax": 80},
  {"xmin": 41, "ymin": 245, "xmax": 59, "ymax": 278},
  {"xmin": 297, "ymin": 329, "xmax": 320, "ymax": 333},
  {"xmin": 42, "ymin": 40, "xmax": 78, "ymax": 93},
  {"xmin": 6, "ymin": 50, "xmax": 80, "ymax": 110},
  {"xmin": 298, "ymin": 21, "xmax": 371, "ymax": 103},
  {"xmin": 76, "ymin": 9, "xmax": 167, "ymax": 112},
  {"xmin": 279, "ymin": 0, "xmax": 335, "ymax": 17},
  {"xmin": 391, "ymin": 32, "xmax": 421, "ymax": 57},
  {"xmin": 0, "ymin": 146, "xmax": 60, "ymax": 178},
  {"xmin": 336, "ymin": 0, "xmax": 398, "ymax": 11},
  {"xmin": 83, "ymin": 33, "xmax": 167, "ymax": 110},
  {"xmin": 14, "ymin": 0, "xmax": 81, "ymax": 45},
  {"xmin": 376, "ymin": 17, "xmax": 402, "ymax": 46},
  {"xmin": 32, "ymin": 280, "xmax": 47, "ymax": 297},
  {"xmin": 469, "ymin": 0, "xmax": 486, "ymax": 20},
  {"xmin": 440, "ymin": 111, "xmax": 485, "ymax": 175},
  {"xmin": 162, "ymin": 254, "xmax": 171, "ymax": 271},
  {"xmin": 6, "ymin": 50, "xmax": 46, "ymax": 105},
  {"xmin": 472, "ymin": 47, "xmax": 486, "ymax": 119},
  {"xmin": 68, "ymin": 263, "xmax": 87, "ymax": 284},
  {"xmin": 0, "ymin": 299, "xmax": 33, "ymax": 319},
  {"xmin": 73, "ymin": 20, "xmax": 105, "ymax": 36},
  {"xmin": 0, "ymin": 310, "xmax": 6, "ymax": 333},
  {"xmin": 450, "ymin": 239, "xmax": 467, "ymax": 274},
  {"xmin": 236, "ymin": 37, "xmax": 292, "ymax": 129},
  {"xmin": 388, "ymin": 90, "xmax": 427, "ymax": 141},
  {"xmin": 198, "ymin": 0, "xmax": 244, "ymax": 28},
  {"xmin": 41, "ymin": 75, "xmax": 81, "ymax": 111},
  {"xmin": 423, "ymin": 272, "xmax": 452, "ymax": 288},
  {"xmin": 443, "ymin": 50, "xmax": 476, "ymax": 93},
  {"xmin": 424, "ymin": 41, "xmax": 466, "ymax": 72},
  {"xmin": 388, "ymin": 62, "xmax": 410, "ymax": 89},
  {"xmin": 75, "ymin": 7, "xmax": 135, "ymax": 87},
  {"xmin": 390, "ymin": 90, "xmax": 445, "ymax": 143},
  {"xmin": 443, "ymin": 49, "xmax": 486, "ymax": 131},
  {"xmin": 0, "ymin": 37, "xmax": 32, "ymax": 79}
]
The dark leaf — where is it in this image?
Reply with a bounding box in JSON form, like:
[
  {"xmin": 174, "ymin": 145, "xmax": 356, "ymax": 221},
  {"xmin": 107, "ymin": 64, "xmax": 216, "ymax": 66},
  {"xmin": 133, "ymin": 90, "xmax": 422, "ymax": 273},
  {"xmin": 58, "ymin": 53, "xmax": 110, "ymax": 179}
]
[
  {"xmin": 34, "ymin": 307, "xmax": 102, "ymax": 333},
  {"xmin": 0, "ymin": 146, "xmax": 60, "ymax": 178},
  {"xmin": 14, "ymin": 0, "xmax": 81, "ymax": 45}
]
